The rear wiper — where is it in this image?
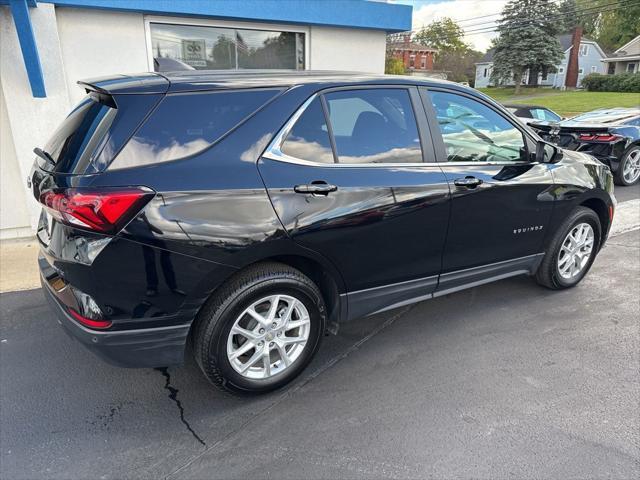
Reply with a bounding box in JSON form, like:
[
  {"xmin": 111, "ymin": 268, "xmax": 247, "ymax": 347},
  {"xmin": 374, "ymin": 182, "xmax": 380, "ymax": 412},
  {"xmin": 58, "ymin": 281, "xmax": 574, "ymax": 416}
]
[{"xmin": 33, "ymin": 147, "xmax": 56, "ymax": 166}]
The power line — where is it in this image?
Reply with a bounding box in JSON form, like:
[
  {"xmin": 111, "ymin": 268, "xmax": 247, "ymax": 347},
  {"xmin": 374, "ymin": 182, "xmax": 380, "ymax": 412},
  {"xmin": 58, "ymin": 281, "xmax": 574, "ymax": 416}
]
[
  {"xmin": 460, "ymin": 0, "xmax": 636, "ymax": 35},
  {"xmin": 397, "ymin": 0, "xmax": 639, "ymax": 42},
  {"xmin": 416, "ymin": 0, "xmax": 603, "ymax": 30}
]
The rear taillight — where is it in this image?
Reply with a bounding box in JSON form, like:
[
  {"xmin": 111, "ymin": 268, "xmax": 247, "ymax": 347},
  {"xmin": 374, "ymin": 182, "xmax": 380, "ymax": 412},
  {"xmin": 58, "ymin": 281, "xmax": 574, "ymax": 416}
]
[
  {"xmin": 39, "ymin": 187, "xmax": 154, "ymax": 234},
  {"xmin": 68, "ymin": 308, "xmax": 112, "ymax": 329},
  {"xmin": 578, "ymin": 133, "xmax": 623, "ymax": 143}
]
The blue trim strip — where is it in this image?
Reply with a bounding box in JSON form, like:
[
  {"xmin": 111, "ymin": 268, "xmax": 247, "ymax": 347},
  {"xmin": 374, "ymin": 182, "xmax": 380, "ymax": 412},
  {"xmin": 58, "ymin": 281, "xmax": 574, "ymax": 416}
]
[
  {"xmin": 8, "ymin": 0, "xmax": 46, "ymax": 97},
  {"xmin": 38, "ymin": 0, "xmax": 412, "ymax": 32}
]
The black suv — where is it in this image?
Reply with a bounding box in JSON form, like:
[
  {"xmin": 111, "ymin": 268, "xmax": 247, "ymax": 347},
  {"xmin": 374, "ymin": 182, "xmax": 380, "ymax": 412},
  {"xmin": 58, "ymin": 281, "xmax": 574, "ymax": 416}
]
[{"xmin": 32, "ymin": 71, "xmax": 615, "ymax": 394}]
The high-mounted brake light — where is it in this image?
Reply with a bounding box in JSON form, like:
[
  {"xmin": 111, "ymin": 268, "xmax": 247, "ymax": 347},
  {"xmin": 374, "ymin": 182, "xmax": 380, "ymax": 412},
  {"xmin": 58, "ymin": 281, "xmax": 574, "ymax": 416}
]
[
  {"xmin": 39, "ymin": 187, "xmax": 154, "ymax": 234},
  {"xmin": 579, "ymin": 133, "xmax": 623, "ymax": 143}
]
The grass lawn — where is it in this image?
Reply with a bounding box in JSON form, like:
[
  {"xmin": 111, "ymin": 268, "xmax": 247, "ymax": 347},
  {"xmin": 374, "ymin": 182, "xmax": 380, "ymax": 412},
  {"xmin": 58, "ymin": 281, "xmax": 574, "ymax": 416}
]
[{"xmin": 478, "ymin": 87, "xmax": 640, "ymax": 117}]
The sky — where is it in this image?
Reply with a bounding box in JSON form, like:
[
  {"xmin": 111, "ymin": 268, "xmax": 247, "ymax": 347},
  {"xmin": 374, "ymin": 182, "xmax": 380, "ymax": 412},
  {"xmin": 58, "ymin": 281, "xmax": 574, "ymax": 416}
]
[{"xmin": 391, "ymin": 0, "xmax": 509, "ymax": 52}]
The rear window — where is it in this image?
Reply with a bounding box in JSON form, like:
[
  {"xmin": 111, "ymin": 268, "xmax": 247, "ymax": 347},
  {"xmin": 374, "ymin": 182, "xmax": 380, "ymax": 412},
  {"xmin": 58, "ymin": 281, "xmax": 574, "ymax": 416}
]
[
  {"xmin": 41, "ymin": 97, "xmax": 117, "ymax": 173},
  {"xmin": 110, "ymin": 89, "xmax": 281, "ymax": 169}
]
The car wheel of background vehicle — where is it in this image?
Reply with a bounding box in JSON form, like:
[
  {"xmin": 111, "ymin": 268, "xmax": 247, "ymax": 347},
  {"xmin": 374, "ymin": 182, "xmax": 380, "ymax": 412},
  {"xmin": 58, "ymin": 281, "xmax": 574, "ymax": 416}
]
[
  {"xmin": 614, "ymin": 145, "xmax": 640, "ymax": 186},
  {"xmin": 193, "ymin": 262, "xmax": 326, "ymax": 395},
  {"xmin": 536, "ymin": 206, "xmax": 601, "ymax": 290}
]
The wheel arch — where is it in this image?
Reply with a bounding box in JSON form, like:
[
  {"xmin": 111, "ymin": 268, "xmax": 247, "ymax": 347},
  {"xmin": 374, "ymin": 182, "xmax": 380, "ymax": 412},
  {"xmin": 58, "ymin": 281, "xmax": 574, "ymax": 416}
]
[
  {"xmin": 267, "ymin": 254, "xmax": 344, "ymax": 333},
  {"xmin": 188, "ymin": 249, "xmax": 346, "ymax": 346},
  {"xmin": 579, "ymin": 196, "xmax": 611, "ymax": 247}
]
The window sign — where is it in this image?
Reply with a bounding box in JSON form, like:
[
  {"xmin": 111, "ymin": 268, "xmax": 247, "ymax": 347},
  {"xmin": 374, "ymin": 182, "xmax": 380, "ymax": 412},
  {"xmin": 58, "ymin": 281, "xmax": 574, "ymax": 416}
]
[{"xmin": 181, "ymin": 39, "xmax": 207, "ymax": 67}]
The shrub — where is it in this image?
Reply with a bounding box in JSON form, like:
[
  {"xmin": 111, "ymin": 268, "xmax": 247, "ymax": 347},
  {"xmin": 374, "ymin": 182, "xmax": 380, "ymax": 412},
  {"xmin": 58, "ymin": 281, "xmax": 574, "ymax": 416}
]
[
  {"xmin": 582, "ymin": 72, "xmax": 640, "ymax": 92},
  {"xmin": 385, "ymin": 56, "xmax": 406, "ymax": 75}
]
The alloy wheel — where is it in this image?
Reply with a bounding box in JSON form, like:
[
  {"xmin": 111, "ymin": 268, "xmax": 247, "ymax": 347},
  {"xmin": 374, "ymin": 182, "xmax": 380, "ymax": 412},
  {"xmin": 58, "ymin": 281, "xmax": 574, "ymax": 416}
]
[
  {"xmin": 557, "ymin": 222, "xmax": 595, "ymax": 280},
  {"xmin": 226, "ymin": 294, "xmax": 311, "ymax": 379},
  {"xmin": 622, "ymin": 148, "xmax": 640, "ymax": 184}
]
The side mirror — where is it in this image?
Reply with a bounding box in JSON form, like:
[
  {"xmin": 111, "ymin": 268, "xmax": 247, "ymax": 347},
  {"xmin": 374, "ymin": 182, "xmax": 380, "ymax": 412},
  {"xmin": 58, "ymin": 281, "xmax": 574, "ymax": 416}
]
[{"xmin": 535, "ymin": 140, "xmax": 561, "ymax": 163}]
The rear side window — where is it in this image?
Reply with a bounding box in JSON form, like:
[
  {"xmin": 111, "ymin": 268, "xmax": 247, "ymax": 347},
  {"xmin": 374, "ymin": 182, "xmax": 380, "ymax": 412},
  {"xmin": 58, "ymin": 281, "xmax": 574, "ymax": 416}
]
[
  {"xmin": 110, "ymin": 89, "xmax": 280, "ymax": 169},
  {"xmin": 280, "ymin": 98, "xmax": 334, "ymax": 164},
  {"xmin": 42, "ymin": 97, "xmax": 116, "ymax": 173},
  {"xmin": 324, "ymin": 89, "xmax": 422, "ymax": 164}
]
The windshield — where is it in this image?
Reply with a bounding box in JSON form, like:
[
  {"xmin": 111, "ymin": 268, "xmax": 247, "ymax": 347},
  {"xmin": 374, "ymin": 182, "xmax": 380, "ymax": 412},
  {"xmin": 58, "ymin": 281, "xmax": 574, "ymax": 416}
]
[{"xmin": 41, "ymin": 97, "xmax": 116, "ymax": 173}]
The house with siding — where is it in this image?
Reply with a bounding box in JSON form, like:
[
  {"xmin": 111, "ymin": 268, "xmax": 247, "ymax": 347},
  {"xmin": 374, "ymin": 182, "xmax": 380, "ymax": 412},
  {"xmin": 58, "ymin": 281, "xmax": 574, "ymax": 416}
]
[
  {"xmin": 603, "ymin": 35, "xmax": 640, "ymax": 74},
  {"xmin": 475, "ymin": 34, "xmax": 607, "ymax": 88}
]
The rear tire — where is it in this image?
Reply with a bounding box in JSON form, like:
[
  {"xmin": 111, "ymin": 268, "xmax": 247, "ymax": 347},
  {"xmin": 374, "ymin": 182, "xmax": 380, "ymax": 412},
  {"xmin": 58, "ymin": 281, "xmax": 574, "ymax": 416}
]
[
  {"xmin": 193, "ymin": 262, "xmax": 326, "ymax": 395},
  {"xmin": 536, "ymin": 207, "xmax": 601, "ymax": 290},
  {"xmin": 614, "ymin": 145, "xmax": 640, "ymax": 186}
]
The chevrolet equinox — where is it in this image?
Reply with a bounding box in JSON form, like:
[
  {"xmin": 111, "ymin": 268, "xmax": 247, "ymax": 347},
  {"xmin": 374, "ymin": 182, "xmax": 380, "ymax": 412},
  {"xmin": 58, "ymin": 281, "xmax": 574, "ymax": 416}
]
[{"xmin": 32, "ymin": 71, "xmax": 616, "ymax": 394}]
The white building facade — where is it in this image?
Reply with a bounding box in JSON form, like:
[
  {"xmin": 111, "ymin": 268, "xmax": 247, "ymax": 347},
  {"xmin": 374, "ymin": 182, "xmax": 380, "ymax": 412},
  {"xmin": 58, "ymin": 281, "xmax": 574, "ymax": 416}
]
[{"xmin": 0, "ymin": 0, "xmax": 411, "ymax": 239}]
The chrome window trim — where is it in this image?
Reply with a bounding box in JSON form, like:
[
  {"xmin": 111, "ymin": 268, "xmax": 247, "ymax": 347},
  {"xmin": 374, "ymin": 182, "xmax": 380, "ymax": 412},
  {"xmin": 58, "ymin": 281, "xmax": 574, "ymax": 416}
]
[{"xmin": 262, "ymin": 88, "xmax": 539, "ymax": 168}]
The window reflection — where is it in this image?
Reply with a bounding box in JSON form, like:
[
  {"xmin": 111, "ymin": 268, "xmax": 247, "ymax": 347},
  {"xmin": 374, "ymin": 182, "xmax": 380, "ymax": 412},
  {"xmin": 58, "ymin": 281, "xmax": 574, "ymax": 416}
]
[
  {"xmin": 430, "ymin": 91, "xmax": 526, "ymax": 163},
  {"xmin": 325, "ymin": 89, "xmax": 423, "ymax": 164},
  {"xmin": 150, "ymin": 23, "xmax": 305, "ymax": 71},
  {"xmin": 111, "ymin": 89, "xmax": 280, "ymax": 169},
  {"xmin": 281, "ymin": 98, "xmax": 334, "ymax": 163}
]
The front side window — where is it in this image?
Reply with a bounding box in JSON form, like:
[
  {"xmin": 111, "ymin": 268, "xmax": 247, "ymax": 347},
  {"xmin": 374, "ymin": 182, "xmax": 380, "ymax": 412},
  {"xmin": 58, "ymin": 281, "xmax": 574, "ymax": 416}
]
[
  {"xmin": 429, "ymin": 91, "xmax": 526, "ymax": 163},
  {"xmin": 280, "ymin": 98, "xmax": 334, "ymax": 164},
  {"xmin": 150, "ymin": 22, "xmax": 305, "ymax": 71},
  {"xmin": 324, "ymin": 89, "xmax": 423, "ymax": 164}
]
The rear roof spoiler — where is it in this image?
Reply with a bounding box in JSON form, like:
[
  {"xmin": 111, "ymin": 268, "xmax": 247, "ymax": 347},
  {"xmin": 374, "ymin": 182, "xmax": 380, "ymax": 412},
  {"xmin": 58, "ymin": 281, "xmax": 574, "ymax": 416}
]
[{"xmin": 77, "ymin": 72, "xmax": 170, "ymax": 95}]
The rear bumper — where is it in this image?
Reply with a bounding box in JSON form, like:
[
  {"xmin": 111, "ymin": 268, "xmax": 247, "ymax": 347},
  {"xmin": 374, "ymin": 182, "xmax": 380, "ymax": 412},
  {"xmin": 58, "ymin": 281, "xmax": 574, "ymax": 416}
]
[{"xmin": 42, "ymin": 275, "xmax": 190, "ymax": 368}]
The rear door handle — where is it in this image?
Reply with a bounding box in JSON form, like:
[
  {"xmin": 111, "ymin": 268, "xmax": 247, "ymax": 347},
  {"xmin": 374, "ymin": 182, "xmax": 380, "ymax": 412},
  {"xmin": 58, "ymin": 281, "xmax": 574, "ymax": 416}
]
[
  {"xmin": 453, "ymin": 176, "xmax": 483, "ymax": 188},
  {"xmin": 294, "ymin": 182, "xmax": 337, "ymax": 195}
]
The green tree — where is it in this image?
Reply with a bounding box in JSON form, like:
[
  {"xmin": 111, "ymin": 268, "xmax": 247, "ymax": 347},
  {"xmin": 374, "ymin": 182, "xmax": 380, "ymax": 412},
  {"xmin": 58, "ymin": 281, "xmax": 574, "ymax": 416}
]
[
  {"xmin": 414, "ymin": 18, "xmax": 468, "ymax": 53},
  {"xmin": 414, "ymin": 17, "xmax": 482, "ymax": 83},
  {"xmin": 385, "ymin": 56, "xmax": 405, "ymax": 75},
  {"xmin": 491, "ymin": 0, "xmax": 565, "ymax": 94},
  {"xmin": 558, "ymin": 0, "xmax": 640, "ymax": 51}
]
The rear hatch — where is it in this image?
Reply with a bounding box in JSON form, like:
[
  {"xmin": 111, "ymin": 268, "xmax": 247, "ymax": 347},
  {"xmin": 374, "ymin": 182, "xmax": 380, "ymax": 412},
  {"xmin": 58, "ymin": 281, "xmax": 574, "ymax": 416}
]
[
  {"xmin": 531, "ymin": 121, "xmax": 611, "ymax": 149},
  {"xmin": 30, "ymin": 73, "xmax": 169, "ymax": 247},
  {"xmin": 530, "ymin": 109, "xmax": 639, "ymax": 149}
]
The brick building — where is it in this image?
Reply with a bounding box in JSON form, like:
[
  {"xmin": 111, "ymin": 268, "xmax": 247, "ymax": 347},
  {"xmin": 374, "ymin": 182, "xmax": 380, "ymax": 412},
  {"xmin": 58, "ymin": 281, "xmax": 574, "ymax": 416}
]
[{"xmin": 388, "ymin": 35, "xmax": 437, "ymax": 72}]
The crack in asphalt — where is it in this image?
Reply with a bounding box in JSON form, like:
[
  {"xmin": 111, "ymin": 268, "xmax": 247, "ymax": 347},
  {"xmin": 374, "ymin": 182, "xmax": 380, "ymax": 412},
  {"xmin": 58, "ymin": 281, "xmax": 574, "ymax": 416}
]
[
  {"xmin": 164, "ymin": 304, "xmax": 416, "ymax": 479},
  {"xmin": 156, "ymin": 367, "xmax": 206, "ymax": 447}
]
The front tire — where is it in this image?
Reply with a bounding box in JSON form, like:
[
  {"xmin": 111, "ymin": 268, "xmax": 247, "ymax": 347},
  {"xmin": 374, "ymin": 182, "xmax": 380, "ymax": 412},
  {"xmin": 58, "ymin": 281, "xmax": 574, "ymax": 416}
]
[
  {"xmin": 193, "ymin": 262, "xmax": 326, "ymax": 395},
  {"xmin": 614, "ymin": 145, "xmax": 640, "ymax": 186},
  {"xmin": 536, "ymin": 207, "xmax": 601, "ymax": 290}
]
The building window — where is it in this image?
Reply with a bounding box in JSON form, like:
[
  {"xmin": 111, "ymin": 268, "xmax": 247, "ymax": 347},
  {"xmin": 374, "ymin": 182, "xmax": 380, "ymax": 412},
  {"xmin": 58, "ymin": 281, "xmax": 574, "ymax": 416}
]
[
  {"xmin": 579, "ymin": 44, "xmax": 589, "ymax": 56},
  {"xmin": 541, "ymin": 70, "xmax": 548, "ymax": 81},
  {"xmin": 558, "ymin": 66, "xmax": 565, "ymax": 74},
  {"xmin": 578, "ymin": 68, "xmax": 584, "ymax": 75},
  {"xmin": 150, "ymin": 22, "xmax": 305, "ymax": 71},
  {"xmin": 483, "ymin": 68, "xmax": 488, "ymax": 78},
  {"xmin": 591, "ymin": 65, "xmax": 598, "ymax": 73},
  {"xmin": 627, "ymin": 63, "xmax": 637, "ymax": 73},
  {"xmin": 409, "ymin": 54, "xmax": 415, "ymax": 68},
  {"xmin": 421, "ymin": 56, "xmax": 426, "ymax": 69}
]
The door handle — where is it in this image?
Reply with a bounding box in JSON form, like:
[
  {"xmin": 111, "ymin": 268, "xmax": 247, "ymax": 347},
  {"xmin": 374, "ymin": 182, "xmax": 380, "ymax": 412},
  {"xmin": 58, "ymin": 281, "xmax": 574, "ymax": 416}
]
[
  {"xmin": 294, "ymin": 181, "xmax": 337, "ymax": 195},
  {"xmin": 453, "ymin": 176, "xmax": 483, "ymax": 188}
]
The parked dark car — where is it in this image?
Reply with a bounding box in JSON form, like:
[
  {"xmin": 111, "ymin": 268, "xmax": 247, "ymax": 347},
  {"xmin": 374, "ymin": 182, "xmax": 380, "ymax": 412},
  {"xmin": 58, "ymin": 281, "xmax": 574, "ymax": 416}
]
[
  {"xmin": 32, "ymin": 71, "xmax": 615, "ymax": 394},
  {"xmin": 530, "ymin": 108, "xmax": 640, "ymax": 186},
  {"xmin": 503, "ymin": 104, "xmax": 563, "ymax": 125}
]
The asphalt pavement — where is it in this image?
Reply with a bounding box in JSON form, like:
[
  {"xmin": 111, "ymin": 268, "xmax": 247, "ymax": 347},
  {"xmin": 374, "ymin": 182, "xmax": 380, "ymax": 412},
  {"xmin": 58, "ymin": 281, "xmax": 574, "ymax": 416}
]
[{"xmin": 1, "ymin": 223, "xmax": 639, "ymax": 479}]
